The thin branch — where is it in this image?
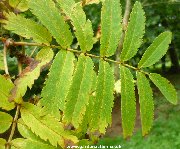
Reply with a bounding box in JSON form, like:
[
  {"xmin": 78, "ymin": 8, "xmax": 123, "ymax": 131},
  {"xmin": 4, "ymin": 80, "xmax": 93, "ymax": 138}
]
[
  {"xmin": 115, "ymin": 0, "xmax": 131, "ymax": 80},
  {"xmin": 123, "ymin": 0, "xmax": 131, "ymax": 27},
  {"xmin": 0, "ymin": 38, "xmax": 150, "ymax": 75},
  {"xmin": 6, "ymin": 105, "xmax": 21, "ymax": 149},
  {"xmin": 3, "ymin": 44, "xmax": 9, "ymax": 75}
]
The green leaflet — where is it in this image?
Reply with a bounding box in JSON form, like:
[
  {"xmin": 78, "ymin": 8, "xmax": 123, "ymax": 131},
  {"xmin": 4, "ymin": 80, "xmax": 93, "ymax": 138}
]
[
  {"xmin": 120, "ymin": 2, "xmax": 145, "ymax": 61},
  {"xmin": 120, "ymin": 65, "xmax": 136, "ymax": 138},
  {"xmin": 11, "ymin": 139, "xmax": 58, "ymax": 149},
  {"xmin": 0, "ymin": 138, "xmax": 6, "ymax": 149},
  {"xmin": 9, "ymin": 0, "xmax": 28, "ymax": 12},
  {"xmin": 63, "ymin": 54, "xmax": 94, "ymax": 128},
  {"xmin": 29, "ymin": 0, "xmax": 73, "ymax": 48},
  {"xmin": 90, "ymin": 60, "xmax": 114, "ymax": 133},
  {"xmin": 0, "ymin": 112, "xmax": 13, "ymax": 133},
  {"xmin": 40, "ymin": 50, "xmax": 75, "ymax": 119},
  {"xmin": 76, "ymin": 70, "xmax": 97, "ymax": 135},
  {"xmin": 57, "ymin": 0, "xmax": 94, "ymax": 52},
  {"xmin": 149, "ymin": 73, "xmax": 177, "ymax": 105},
  {"xmin": 138, "ymin": 31, "xmax": 172, "ymax": 68},
  {"xmin": 100, "ymin": 0, "xmax": 122, "ymax": 57},
  {"xmin": 21, "ymin": 103, "xmax": 78, "ymax": 147},
  {"xmin": 0, "ymin": 75, "xmax": 15, "ymax": 110},
  {"xmin": 137, "ymin": 72, "xmax": 154, "ymax": 136},
  {"xmin": 4, "ymin": 13, "xmax": 52, "ymax": 45},
  {"xmin": 0, "ymin": 51, "xmax": 4, "ymax": 70},
  {"xmin": 9, "ymin": 47, "xmax": 54, "ymax": 103}
]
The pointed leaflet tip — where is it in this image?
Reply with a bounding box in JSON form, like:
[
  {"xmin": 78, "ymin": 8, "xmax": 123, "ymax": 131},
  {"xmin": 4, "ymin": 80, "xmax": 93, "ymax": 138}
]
[
  {"xmin": 4, "ymin": 12, "xmax": 52, "ymax": 45},
  {"xmin": 149, "ymin": 73, "xmax": 177, "ymax": 105},
  {"xmin": 138, "ymin": 31, "xmax": 172, "ymax": 68}
]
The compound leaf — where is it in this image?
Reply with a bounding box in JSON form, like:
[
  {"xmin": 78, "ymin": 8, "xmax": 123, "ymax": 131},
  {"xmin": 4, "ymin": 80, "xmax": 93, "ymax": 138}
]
[
  {"xmin": 63, "ymin": 54, "xmax": 94, "ymax": 128},
  {"xmin": 0, "ymin": 112, "xmax": 13, "ymax": 133},
  {"xmin": 120, "ymin": 66, "xmax": 136, "ymax": 138},
  {"xmin": 29, "ymin": 0, "xmax": 73, "ymax": 48},
  {"xmin": 138, "ymin": 31, "xmax": 172, "ymax": 68},
  {"xmin": 4, "ymin": 13, "xmax": 52, "ymax": 45},
  {"xmin": 11, "ymin": 139, "xmax": 58, "ymax": 149},
  {"xmin": 100, "ymin": 0, "xmax": 122, "ymax": 57},
  {"xmin": 57, "ymin": 0, "xmax": 94, "ymax": 52},
  {"xmin": 21, "ymin": 103, "xmax": 78, "ymax": 148},
  {"xmin": 137, "ymin": 72, "xmax": 154, "ymax": 136},
  {"xmin": 149, "ymin": 73, "xmax": 177, "ymax": 105},
  {"xmin": 9, "ymin": 0, "xmax": 28, "ymax": 12},
  {"xmin": 9, "ymin": 47, "xmax": 54, "ymax": 103},
  {"xmin": 0, "ymin": 75, "xmax": 15, "ymax": 110},
  {"xmin": 90, "ymin": 60, "xmax": 114, "ymax": 133},
  {"xmin": 120, "ymin": 2, "xmax": 145, "ymax": 61},
  {"xmin": 40, "ymin": 50, "xmax": 75, "ymax": 119}
]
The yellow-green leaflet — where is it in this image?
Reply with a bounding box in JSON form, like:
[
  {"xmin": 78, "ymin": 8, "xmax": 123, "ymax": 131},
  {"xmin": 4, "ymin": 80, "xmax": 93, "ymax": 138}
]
[
  {"xmin": 100, "ymin": 0, "xmax": 122, "ymax": 57},
  {"xmin": 0, "ymin": 112, "xmax": 13, "ymax": 133},
  {"xmin": 137, "ymin": 72, "xmax": 154, "ymax": 136},
  {"xmin": 21, "ymin": 103, "xmax": 78, "ymax": 148},
  {"xmin": 120, "ymin": 2, "xmax": 145, "ymax": 61},
  {"xmin": 149, "ymin": 73, "xmax": 177, "ymax": 105},
  {"xmin": 90, "ymin": 60, "xmax": 114, "ymax": 133},
  {"xmin": 57, "ymin": 0, "xmax": 94, "ymax": 52},
  {"xmin": 0, "ymin": 75, "xmax": 15, "ymax": 110},
  {"xmin": 63, "ymin": 54, "xmax": 94, "ymax": 128},
  {"xmin": 120, "ymin": 65, "xmax": 136, "ymax": 138},
  {"xmin": 11, "ymin": 139, "xmax": 58, "ymax": 149},
  {"xmin": 4, "ymin": 13, "xmax": 52, "ymax": 45},
  {"xmin": 138, "ymin": 31, "xmax": 172, "ymax": 68},
  {"xmin": 9, "ymin": 0, "xmax": 28, "ymax": 12},
  {"xmin": 17, "ymin": 118, "xmax": 44, "ymax": 142},
  {"xmin": 40, "ymin": 50, "xmax": 75, "ymax": 119},
  {"xmin": 0, "ymin": 138, "xmax": 6, "ymax": 149},
  {"xmin": 29, "ymin": 0, "xmax": 73, "ymax": 48},
  {"xmin": 9, "ymin": 48, "xmax": 54, "ymax": 103}
]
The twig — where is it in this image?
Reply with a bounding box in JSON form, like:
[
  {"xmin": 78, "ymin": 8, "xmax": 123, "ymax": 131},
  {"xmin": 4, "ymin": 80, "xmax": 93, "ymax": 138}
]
[
  {"xmin": 6, "ymin": 105, "xmax": 21, "ymax": 149},
  {"xmin": 123, "ymin": 0, "xmax": 131, "ymax": 27},
  {"xmin": 0, "ymin": 37, "xmax": 150, "ymax": 75},
  {"xmin": 115, "ymin": 0, "xmax": 131, "ymax": 80},
  {"xmin": 3, "ymin": 44, "xmax": 9, "ymax": 75}
]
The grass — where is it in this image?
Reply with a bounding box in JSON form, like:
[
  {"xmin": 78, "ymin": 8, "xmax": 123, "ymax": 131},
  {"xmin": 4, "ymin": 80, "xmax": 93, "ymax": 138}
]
[{"xmin": 98, "ymin": 74, "xmax": 180, "ymax": 149}]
